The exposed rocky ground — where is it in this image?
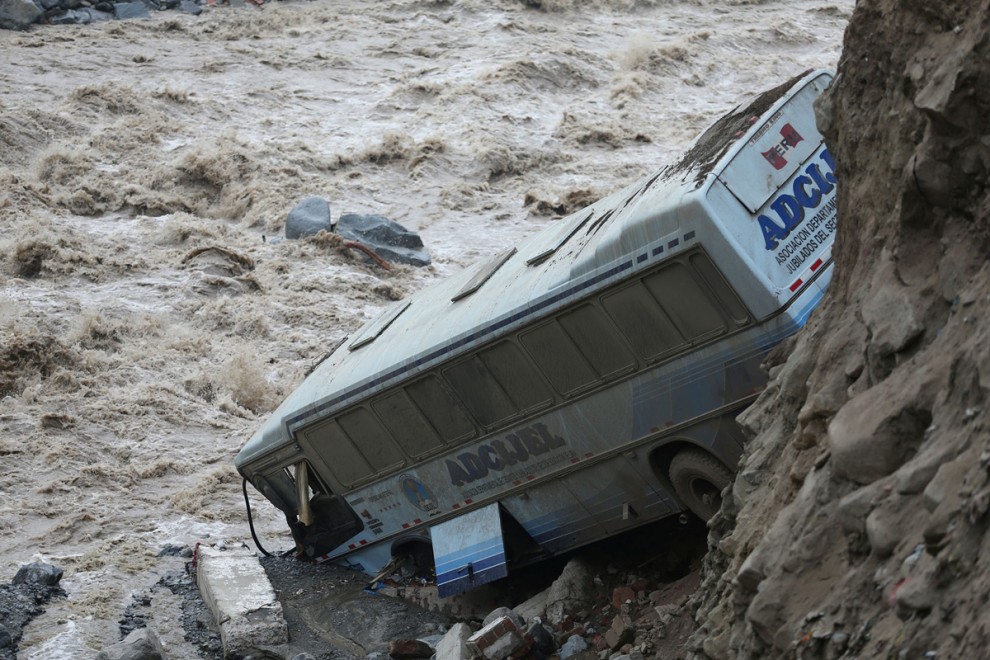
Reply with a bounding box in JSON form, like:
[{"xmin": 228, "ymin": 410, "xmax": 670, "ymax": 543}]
[{"xmin": 687, "ymin": 1, "xmax": 990, "ymax": 658}]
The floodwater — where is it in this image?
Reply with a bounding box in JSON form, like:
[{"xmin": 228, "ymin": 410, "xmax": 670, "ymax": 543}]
[{"xmin": 0, "ymin": 0, "xmax": 850, "ymax": 656}]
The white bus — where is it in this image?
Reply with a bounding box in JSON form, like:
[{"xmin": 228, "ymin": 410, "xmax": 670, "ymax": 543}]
[{"xmin": 236, "ymin": 70, "xmax": 837, "ymax": 598}]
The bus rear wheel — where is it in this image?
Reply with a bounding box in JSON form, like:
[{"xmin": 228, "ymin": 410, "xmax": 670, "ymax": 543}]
[{"xmin": 669, "ymin": 449, "xmax": 732, "ymax": 521}]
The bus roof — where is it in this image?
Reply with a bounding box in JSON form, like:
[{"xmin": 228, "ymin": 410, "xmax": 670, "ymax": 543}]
[{"xmin": 236, "ymin": 69, "xmax": 827, "ymax": 469}]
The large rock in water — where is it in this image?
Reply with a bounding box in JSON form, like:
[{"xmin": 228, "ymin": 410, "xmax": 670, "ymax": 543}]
[
  {"xmin": 0, "ymin": 0, "xmax": 42, "ymax": 30},
  {"xmin": 336, "ymin": 213, "xmax": 431, "ymax": 267},
  {"xmin": 285, "ymin": 196, "xmax": 332, "ymax": 239}
]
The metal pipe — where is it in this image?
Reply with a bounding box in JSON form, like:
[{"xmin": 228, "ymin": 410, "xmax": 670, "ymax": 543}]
[{"xmin": 296, "ymin": 462, "xmax": 314, "ymax": 526}]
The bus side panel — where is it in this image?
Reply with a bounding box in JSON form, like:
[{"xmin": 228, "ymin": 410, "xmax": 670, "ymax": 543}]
[
  {"xmin": 558, "ymin": 454, "xmax": 676, "ymax": 535},
  {"xmin": 499, "ymin": 480, "xmax": 607, "ymax": 555}
]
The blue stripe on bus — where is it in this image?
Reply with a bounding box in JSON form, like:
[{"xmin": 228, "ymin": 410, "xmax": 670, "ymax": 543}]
[
  {"xmin": 434, "ymin": 537, "xmax": 505, "ymax": 574},
  {"xmin": 436, "ymin": 552, "xmax": 506, "ymax": 583},
  {"xmin": 437, "ymin": 558, "xmax": 507, "ymax": 597}
]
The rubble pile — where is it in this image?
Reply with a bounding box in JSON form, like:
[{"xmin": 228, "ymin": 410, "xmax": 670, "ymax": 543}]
[
  {"xmin": 380, "ymin": 556, "xmax": 699, "ymax": 660},
  {"xmin": 687, "ymin": 0, "xmax": 990, "ymax": 658}
]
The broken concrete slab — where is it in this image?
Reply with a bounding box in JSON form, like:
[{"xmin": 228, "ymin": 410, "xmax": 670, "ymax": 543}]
[{"xmin": 195, "ymin": 545, "xmax": 288, "ymax": 657}]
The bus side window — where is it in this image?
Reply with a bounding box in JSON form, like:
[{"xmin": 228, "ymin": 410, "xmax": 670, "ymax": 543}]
[
  {"xmin": 443, "ymin": 341, "xmax": 550, "ymax": 427},
  {"xmin": 305, "ymin": 418, "xmax": 374, "ymax": 488},
  {"xmin": 372, "ymin": 390, "xmax": 446, "ymax": 459},
  {"xmin": 602, "ymin": 281, "xmax": 686, "ymax": 361},
  {"xmin": 477, "ymin": 341, "xmax": 553, "ymax": 412},
  {"xmin": 520, "ymin": 321, "xmax": 596, "ymax": 394},
  {"xmin": 336, "ymin": 407, "xmax": 405, "ymax": 474},
  {"xmin": 405, "ymin": 375, "xmax": 476, "ymax": 444},
  {"xmin": 642, "ymin": 262, "xmax": 726, "ymax": 342},
  {"xmin": 557, "ymin": 304, "xmax": 635, "ymax": 379},
  {"xmin": 689, "ymin": 252, "xmax": 751, "ymax": 326}
]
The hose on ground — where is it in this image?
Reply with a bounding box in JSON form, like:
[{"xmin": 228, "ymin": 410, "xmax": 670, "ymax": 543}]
[{"xmin": 243, "ymin": 477, "xmax": 274, "ymax": 557}]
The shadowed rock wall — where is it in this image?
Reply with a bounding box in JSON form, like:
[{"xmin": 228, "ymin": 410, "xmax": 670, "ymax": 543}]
[{"xmin": 690, "ymin": 1, "xmax": 990, "ymax": 657}]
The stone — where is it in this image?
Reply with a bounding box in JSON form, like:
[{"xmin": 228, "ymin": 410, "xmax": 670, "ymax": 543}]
[
  {"xmin": 113, "ymin": 1, "xmax": 149, "ymax": 18},
  {"xmin": 836, "ymin": 482, "xmax": 883, "ymax": 535},
  {"xmin": 386, "ymin": 638, "xmax": 434, "ymax": 658},
  {"xmin": 828, "ymin": 374, "xmax": 934, "ymax": 484},
  {"xmin": 49, "ymin": 7, "xmax": 112, "ymax": 23},
  {"xmin": 865, "ymin": 505, "xmax": 904, "ymax": 558},
  {"xmin": 0, "ymin": 0, "xmax": 42, "ymax": 30},
  {"xmin": 435, "ymin": 622, "xmax": 473, "ymax": 660},
  {"xmin": 195, "ymin": 545, "xmax": 288, "ymax": 657},
  {"xmin": 527, "ymin": 621, "xmax": 555, "ymax": 656},
  {"xmin": 544, "ymin": 558, "xmax": 595, "ymax": 626},
  {"xmin": 604, "ymin": 615, "xmax": 634, "ymax": 650},
  {"xmin": 861, "ymin": 277, "xmax": 924, "ymax": 359},
  {"xmin": 467, "ymin": 616, "xmax": 523, "ymax": 660},
  {"xmin": 13, "ymin": 562, "xmax": 63, "ymax": 587},
  {"xmin": 922, "ymin": 456, "xmax": 971, "ymax": 512},
  {"xmin": 892, "ymin": 574, "xmax": 936, "ymax": 620},
  {"xmin": 336, "ymin": 212, "xmax": 431, "ymax": 266},
  {"xmin": 94, "ymin": 627, "xmax": 164, "ymax": 660},
  {"xmin": 735, "ymin": 551, "xmax": 766, "ymax": 595},
  {"xmin": 895, "ymin": 440, "xmax": 955, "ymax": 495},
  {"xmin": 177, "ymin": 0, "xmax": 200, "ymax": 13},
  {"xmin": 285, "ymin": 196, "xmax": 332, "ymax": 239},
  {"xmin": 482, "ymin": 606, "xmax": 523, "ymax": 630},
  {"xmin": 0, "ymin": 623, "xmax": 11, "ymax": 649},
  {"xmin": 559, "ymin": 634, "xmax": 589, "ymax": 659}
]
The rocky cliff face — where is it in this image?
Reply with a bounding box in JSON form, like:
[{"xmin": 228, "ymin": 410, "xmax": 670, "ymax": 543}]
[{"xmin": 690, "ymin": 1, "xmax": 990, "ymax": 658}]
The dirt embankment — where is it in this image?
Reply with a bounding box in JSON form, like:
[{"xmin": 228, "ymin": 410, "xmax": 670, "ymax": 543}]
[{"xmin": 689, "ymin": 2, "xmax": 990, "ymax": 658}]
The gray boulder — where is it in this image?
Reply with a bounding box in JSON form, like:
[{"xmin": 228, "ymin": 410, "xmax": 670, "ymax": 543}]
[
  {"xmin": 336, "ymin": 212, "xmax": 431, "ymax": 266},
  {"xmin": 544, "ymin": 557, "xmax": 595, "ymax": 626},
  {"xmin": 49, "ymin": 7, "xmax": 112, "ymax": 23},
  {"xmin": 13, "ymin": 562, "xmax": 62, "ymax": 587},
  {"xmin": 285, "ymin": 196, "xmax": 332, "ymax": 239},
  {"xmin": 113, "ymin": 1, "xmax": 149, "ymax": 18},
  {"xmin": 0, "ymin": 0, "xmax": 42, "ymax": 30},
  {"xmin": 95, "ymin": 627, "xmax": 164, "ymax": 660}
]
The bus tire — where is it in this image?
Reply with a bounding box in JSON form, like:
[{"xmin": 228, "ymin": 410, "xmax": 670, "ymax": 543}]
[{"xmin": 669, "ymin": 449, "xmax": 732, "ymax": 521}]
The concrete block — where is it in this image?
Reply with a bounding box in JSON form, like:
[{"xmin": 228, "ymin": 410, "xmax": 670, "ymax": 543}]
[{"xmin": 195, "ymin": 545, "xmax": 288, "ymax": 656}]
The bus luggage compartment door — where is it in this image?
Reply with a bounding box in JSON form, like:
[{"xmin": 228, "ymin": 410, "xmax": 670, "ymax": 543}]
[{"xmin": 431, "ymin": 502, "xmax": 508, "ymax": 598}]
